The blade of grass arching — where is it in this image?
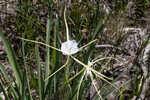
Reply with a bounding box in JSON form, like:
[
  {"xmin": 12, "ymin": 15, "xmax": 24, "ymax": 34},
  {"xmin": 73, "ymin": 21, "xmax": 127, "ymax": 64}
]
[
  {"xmin": 21, "ymin": 34, "xmax": 33, "ymax": 100},
  {"xmin": 0, "ymin": 63, "xmax": 18, "ymax": 99},
  {"xmin": 44, "ymin": 18, "xmax": 51, "ymax": 88},
  {"xmin": 0, "ymin": 79, "xmax": 9, "ymax": 100},
  {"xmin": 35, "ymin": 45, "xmax": 43, "ymax": 100},
  {"xmin": 0, "ymin": 32, "xmax": 22, "ymax": 91}
]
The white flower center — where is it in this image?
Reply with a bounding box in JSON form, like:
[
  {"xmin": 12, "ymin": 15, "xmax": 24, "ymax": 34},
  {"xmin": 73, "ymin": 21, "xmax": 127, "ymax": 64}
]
[
  {"xmin": 86, "ymin": 68, "xmax": 92, "ymax": 76},
  {"xmin": 61, "ymin": 40, "xmax": 79, "ymax": 55},
  {"xmin": 88, "ymin": 61, "xmax": 93, "ymax": 66}
]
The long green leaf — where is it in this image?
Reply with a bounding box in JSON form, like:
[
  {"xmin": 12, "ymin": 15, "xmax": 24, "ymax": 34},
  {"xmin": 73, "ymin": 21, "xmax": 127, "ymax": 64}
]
[
  {"xmin": 45, "ymin": 18, "xmax": 51, "ymax": 84},
  {"xmin": 0, "ymin": 32, "xmax": 22, "ymax": 92},
  {"xmin": 84, "ymin": 22, "xmax": 104, "ymax": 63},
  {"xmin": 0, "ymin": 79, "xmax": 9, "ymax": 100},
  {"xmin": 21, "ymin": 34, "xmax": 33, "ymax": 100},
  {"xmin": 21, "ymin": 71, "xmax": 26, "ymax": 99},
  {"xmin": 44, "ymin": 18, "xmax": 51, "ymax": 99},
  {"xmin": 35, "ymin": 45, "xmax": 43, "ymax": 100},
  {"xmin": 0, "ymin": 63, "xmax": 18, "ymax": 99},
  {"xmin": 52, "ymin": 16, "xmax": 60, "ymax": 99}
]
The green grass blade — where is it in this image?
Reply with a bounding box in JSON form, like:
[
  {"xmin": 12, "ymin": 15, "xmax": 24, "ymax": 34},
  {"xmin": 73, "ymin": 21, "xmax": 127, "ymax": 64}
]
[
  {"xmin": 21, "ymin": 72, "xmax": 26, "ymax": 99},
  {"xmin": 0, "ymin": 32, "xmax": 22, "ymax": 88},
  {"xmin": 0, "ymin": 79, "xmax": 9, "ymax": 100},
  {"xmin": 35, "ymin": 45, "xmax": 43, "ymax": 100},
  {"xmin": 21, "ymin": 34, "xmax": 33, "ymax": 100},
  {"xmin": 84, "ymin": 22, "xmax": 104, "ymax": 63},
  {"xmin": 52, "ymin": 16, "xmax": 60, "ymax": 98},
  {"xmin": 45, "ymin": 18, "xmax": 51, "ymax": 85},
  {"xmin": 0, "ymin": 63, "xmax": 18, "ymax": 99}
]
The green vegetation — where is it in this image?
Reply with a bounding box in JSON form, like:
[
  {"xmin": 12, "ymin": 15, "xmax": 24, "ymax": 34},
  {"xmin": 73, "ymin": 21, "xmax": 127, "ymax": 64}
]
[{"xmin": 0, "ymin": 0, "xmax": 150, "ymax": 100}]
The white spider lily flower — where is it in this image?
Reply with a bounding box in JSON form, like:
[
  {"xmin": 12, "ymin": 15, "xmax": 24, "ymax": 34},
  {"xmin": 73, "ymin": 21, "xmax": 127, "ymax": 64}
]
[
  {"xmin": 61, "ymin": 40, "xmax": 79, "ymax": 55},
  {"xmin": 88, "ymin": 60, "xmax": 93, "ymax": 67},
  {"xmin": 61, "ymin": 7, "xmax": 79, "ymax": 55},
  {"xmin": 86, "ymin": 68, "xmax": 92, "ymax": 76},
  {"xmin": 85, "ymin": 61, "xmax": 93, "ymax": 79}
]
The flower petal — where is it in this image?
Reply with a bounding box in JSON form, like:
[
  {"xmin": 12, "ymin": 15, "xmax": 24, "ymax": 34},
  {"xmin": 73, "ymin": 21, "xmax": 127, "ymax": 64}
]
[{"xmin": 61, "ymin": 40, "xmax": 79, "ymax": 55}]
